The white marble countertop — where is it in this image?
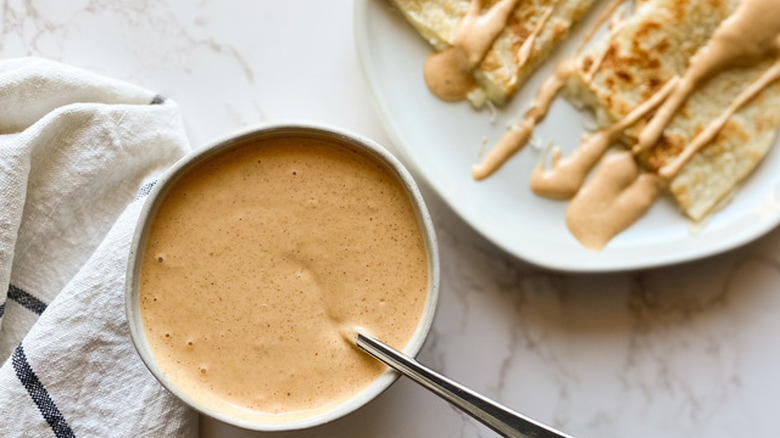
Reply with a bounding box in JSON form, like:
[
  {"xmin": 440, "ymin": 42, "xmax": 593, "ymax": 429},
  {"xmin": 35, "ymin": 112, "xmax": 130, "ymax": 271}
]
[{"xmin": 5, "ymin": 1, "xmax": 780, "ymax": 437}]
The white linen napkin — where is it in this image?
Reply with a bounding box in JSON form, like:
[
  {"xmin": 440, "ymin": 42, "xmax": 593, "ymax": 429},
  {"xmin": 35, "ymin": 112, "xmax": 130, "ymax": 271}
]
[{"xmin": 0, "ymin": 58, "xmax": 197, "ymax": 437}]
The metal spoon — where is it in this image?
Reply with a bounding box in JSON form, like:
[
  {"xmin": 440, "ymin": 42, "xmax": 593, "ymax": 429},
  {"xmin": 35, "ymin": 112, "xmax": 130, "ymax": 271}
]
[{"xmin": 352, "ymin": 330, "xmax": 575, "ymax": 438}]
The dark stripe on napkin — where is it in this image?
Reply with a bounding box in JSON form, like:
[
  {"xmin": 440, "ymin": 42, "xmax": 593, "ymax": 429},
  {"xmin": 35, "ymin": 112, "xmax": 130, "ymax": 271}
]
[
  {"xmin": 0, "ymin": 303, "xmax": 4, "ymax": 318},
  {"xmin": 12, "ymin": 344, "xmax": 76, "ymax": 438},
  {"xmin": 150, "ymin": 95, "xmax": 166, "ymax": 105},
  {"xmin": 7, "ymin": 284, "xmax": 47, "ymax": 315}
]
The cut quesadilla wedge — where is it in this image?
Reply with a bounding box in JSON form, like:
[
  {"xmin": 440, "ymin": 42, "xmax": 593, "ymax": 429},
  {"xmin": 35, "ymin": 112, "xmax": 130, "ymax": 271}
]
[
  {"xmin": 565, "ymin": 0, "xmax": 780, "ymax": 220},
  {"xmin": 391, "ymin": 0, "xmax": 598, "ymax": 107}
]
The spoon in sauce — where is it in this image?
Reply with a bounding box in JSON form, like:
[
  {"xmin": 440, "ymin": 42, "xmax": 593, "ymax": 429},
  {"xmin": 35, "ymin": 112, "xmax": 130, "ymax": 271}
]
[{"xmin": 349, "ymin": 328, "xmax": 574, "ymax": 438}]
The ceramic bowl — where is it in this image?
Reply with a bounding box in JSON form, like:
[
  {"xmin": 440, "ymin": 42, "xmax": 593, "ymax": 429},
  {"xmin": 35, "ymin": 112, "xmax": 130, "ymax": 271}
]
[{"xmin": 125, "ymin": 122, "xmax": 440, "ymax": 431}]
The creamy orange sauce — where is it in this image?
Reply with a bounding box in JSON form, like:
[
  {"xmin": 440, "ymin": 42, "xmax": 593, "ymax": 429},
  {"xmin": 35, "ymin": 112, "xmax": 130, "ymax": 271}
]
[
  {"xmin": 471, "ymin": 0, "xmax": 627, "ymax": 180},
  {"xmin": 581, "ymin": 0, "xmax": 628, "ymax": 83},
  {"xmin": 471, "ymin": 61, "xmax": 574, "ymax": 180},
  {"xmin": 566, "ymin": 1, "xmax": 780, "ymax": 249},
  {"xmin": 529, "ymin": 76, "xmax": 678, "ymax": 199},
  {"xmin": 467, "ymin": 0, "xmax": 780, "ymax": 249},
  {"xmin": 660, "ymin": 59, "xmax": 780, "ymax": 179},
  {"xmin": 565, "ymin": 151, "xmax": 666, "ymax": 250},
  {"xmin": 428, "ymin": 0, "xmax": 780, "ymax": 248},
  {"xmin": 515, "ymin": 6, "xmax": 555, "ymax": 76},
  {"xmin": 568, "ymin": 60, "xmax": 780, "ymax": 249},
  {"xmin": 423, "ymin": 0, "xmax": 520, "ymax": 101},
  {"xmin": 139, "ymin": 135, "xmax": 429, "ymax": 423},
  {"xmin": 575, "ymin": 0, "xmax": 627, "ymax": 55},
  {"xmin": 635, "ymin": 0, "xmax": 780, "ymax": 153}
]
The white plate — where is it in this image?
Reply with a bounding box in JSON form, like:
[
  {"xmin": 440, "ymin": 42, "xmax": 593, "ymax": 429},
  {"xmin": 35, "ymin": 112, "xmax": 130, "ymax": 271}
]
[{"xmin": 354, "ymin": 0, "xmax": 780, "ymax": 272}]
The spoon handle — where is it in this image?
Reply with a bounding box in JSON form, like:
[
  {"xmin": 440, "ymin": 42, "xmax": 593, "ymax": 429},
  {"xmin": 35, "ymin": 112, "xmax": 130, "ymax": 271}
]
[{"xmin": 356, "ymin": 333, "xmax": 574, "ymax": 438}]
